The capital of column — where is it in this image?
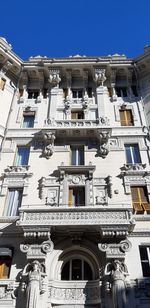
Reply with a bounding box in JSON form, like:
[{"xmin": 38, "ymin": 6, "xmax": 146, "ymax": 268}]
[
  {"xmin": 48, "ymin": 69, "xmax": 61, "ymax": 87},
  {"xmin": 20, "ymin": 239, "xmax": 54, "ymax": 261},
  {"xmin": 98, "ymin": 239, "xmax": 132, "ymax": 260},
  {"xmin": 94, "ymin": 68, "xmax": 106, "ymax": 86}
]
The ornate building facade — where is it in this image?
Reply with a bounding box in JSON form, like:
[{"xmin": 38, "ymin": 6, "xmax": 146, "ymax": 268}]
[{"xmin": 0, "ymin": 37, "xmax": 150, "ymax": 307}]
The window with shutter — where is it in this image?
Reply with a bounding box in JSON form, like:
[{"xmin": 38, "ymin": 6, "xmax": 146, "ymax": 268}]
[
  {"xmin": 0, "ymin": 78, "xmax": 6, "ymax": 91},
  {"xmin": 68, "ymin": 187, "xmax": 85, "ymax": 207},
  {"xmin": 0, "ymin": 256, "xmax": 12, "ymax": 279},
  {"xmin": 131, "ymin": 186, "xmax": 150, "ymax": 213},
  {"xmin": 120, "ymin": 110, "xmax": 134, "ymax": 126},
  {"xmin": 71, "ymin": 111, "xmax": 84, "ymax": 119}
]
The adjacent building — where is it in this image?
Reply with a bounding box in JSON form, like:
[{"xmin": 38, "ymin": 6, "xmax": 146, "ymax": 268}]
[{"xmin": 0, "ymin": 37, "xmax": 150, "ymax": 307}]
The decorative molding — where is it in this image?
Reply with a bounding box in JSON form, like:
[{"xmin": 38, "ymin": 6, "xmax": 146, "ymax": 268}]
[
  {"xmin": 58, "ymin": 163, "xmax": 96, "ymax": 181},
  {"xmin": 1, "ymin": 165, "xmax": 32, "ymax": 196},
  {"xmin": 20, "ymin": 239, "xmax": 54, "ymax": 260},
  {"xmin": 98, "ymin": 239, "xmax": 132, "ymax": 259}
]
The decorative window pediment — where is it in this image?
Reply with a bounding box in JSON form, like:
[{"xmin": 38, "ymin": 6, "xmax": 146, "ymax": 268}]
[{"xmin": 1, "ymin": 166, "xmax": 32, "ymax": 196}]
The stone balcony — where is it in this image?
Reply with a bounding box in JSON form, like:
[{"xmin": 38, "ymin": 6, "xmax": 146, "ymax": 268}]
[
  {"xmin": 18, "ymin": 207, "xmax": 135, "ymax": 239},
  {"xmin": 48, "ymin": 280, "xmax": 100, "ymax": 305},
  {"xmin": 0, "ymin": 279, "xmax": 17, "ymax": 306}
]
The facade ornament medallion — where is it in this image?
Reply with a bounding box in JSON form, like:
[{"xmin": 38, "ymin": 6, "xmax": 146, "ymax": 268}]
[
  {"xmin": 94, "ymin": 68, "xmax": 106, "ymax": 86},
  {"xmin": 48, "ymin": 69, "xmax": 61, "ymax": 87},
  {"xmin": 97, "ymin": 130, "xmax": 110, "ymax": 158}
]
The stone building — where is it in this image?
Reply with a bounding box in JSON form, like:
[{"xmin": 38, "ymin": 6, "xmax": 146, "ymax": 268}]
[{"xmin": 0, "ymin": 37, "xmax": 150, "ymax": 308}]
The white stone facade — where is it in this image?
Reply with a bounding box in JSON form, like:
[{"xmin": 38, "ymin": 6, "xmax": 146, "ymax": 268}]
[{"xmin": 0, "ymin": 37, "xmax": 150, "ymax": 307}]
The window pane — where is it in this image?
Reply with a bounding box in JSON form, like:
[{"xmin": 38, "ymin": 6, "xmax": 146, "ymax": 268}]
[
  {"xmin": 61, "ymin": 262, "xmax": 69, "ymax": 280},
  {"xmin": 4, "ymin": 189, "xmax": 23, "ymax": 216},
  {"xmin": 125, "ymin": 144, "xmax": 141, "ymax": 164},
  {"xmin": 0, "ymin": 256, "xmax": 12, "ymax": 279},
  {"xmin": 84, "ymin": 261, "xmax": 93, "ymax": 280},
  {"xmin": 125, "ymin": 145, "xmax": 132, "ymax": 163},
  {"xmin": 72, "ymin": 259, "xmax": 82, "ymax": 280},
  {"xmin": 23, "ymin": 115, "xmax": 34, "ymax": 128},
  {"xmin": 16, "ymin": 147, "xmax": 30, "ymax": 165},
  {"xmin": 139, "ymin": 247, "xmax": 150, "ymax": 277}
]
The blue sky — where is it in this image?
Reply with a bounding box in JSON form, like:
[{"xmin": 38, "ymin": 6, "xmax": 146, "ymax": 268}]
[{"xmin": 1, "ymin": 0, "xmax": 150, "ymax": 60}]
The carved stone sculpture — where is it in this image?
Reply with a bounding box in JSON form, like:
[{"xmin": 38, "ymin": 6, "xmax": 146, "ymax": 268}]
[
  {"xmin": 95, "ymin": 68, "xmax": 106, "ymax": 86},
  {"xmin": 22, "ymin": 260, "xmax": 46, "ymax": 308},
  {"xmin": 105, "ymin": 259, "xmax": 129, "ymax": 308},
  {"xmin": 42, "ymin": 132, "xmax": 55, "ymax": 158}
]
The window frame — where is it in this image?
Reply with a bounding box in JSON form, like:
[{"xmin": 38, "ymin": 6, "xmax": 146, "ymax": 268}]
[
  {"xmin": 70, "ymin": 145, "xmax": 84, "ymax": 166},
  {"xmin": 139, "ymin": 246, "xmax": 150, "ymax": 277},
  {"xmin": 15, "ymin": 146, "xmax": 30, "ymax": 166},
  {"xmin": 119, "ymin": 109, "xmax": 134, "ymax": 126},
  {"xmin": 4, "ymin": 188, "xmax": 23, "ymax": 217},
  {"xmin": 69, "ymin": 186, "xmax": 85, "ymax": 207},
  {"xmin": 131, "ymin": 186, "xmax": 150, "ymax": 214},
  {"xmin": 125, "ymin": 144, "xmax": 141, "ymax": 164},
  {"xmin": 61, "ymin": 257, "xmax": 93, "ymax": 281},
  {"xmin": 22, "ymin": 112, "xmax": 35, "ymax": 128}
]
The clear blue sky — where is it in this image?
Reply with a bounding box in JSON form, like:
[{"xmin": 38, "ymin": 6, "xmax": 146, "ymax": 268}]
[{"xmin": 1, "ymin": 0, "xmax": 150, "ymax": 60}]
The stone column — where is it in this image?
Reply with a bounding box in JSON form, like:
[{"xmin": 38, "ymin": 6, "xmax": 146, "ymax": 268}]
[
  {"xmin": 20, "ymin": 234, "xmax": 54, "ymax": 308},
  {"xmin": 110, "ymin": 68, "xmax": 117, "ymax": 102},
  {"xmin": 94, "ymin": 68, "xmax": 107, "ymax": 119},
  {"xmin": 47, "ymin": 69, "xmax": 61, "ymax": 122},
  {"xmin": 98, "ymin": 240, "xmax": 131, "ymax": 308}
]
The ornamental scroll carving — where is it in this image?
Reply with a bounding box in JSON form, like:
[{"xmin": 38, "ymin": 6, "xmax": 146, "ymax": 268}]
[
  {"xmin": 42, "ymin": 131, "xmax": 56, "ymax": 158},
  {"xmin": 20, "ymin": 239, "xmax": 54, "ymax": 260},
  {"xmin": 98, "ymin": 240, "xmax": 132, "ymax": 259}
]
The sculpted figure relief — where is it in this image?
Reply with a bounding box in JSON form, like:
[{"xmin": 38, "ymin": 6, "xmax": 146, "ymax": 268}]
[
  {"xmin": 105, "ymin": 259, "xmax": 128, "ymax": 308},
  {"xmin": 22, "ymin": 260, "xmax": 46, "ymax": 308}
]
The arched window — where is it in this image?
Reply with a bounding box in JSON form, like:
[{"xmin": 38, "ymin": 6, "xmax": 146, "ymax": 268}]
[{"xmin": 61, "ymin": 258, "xmax": 93, "ymax": 280}]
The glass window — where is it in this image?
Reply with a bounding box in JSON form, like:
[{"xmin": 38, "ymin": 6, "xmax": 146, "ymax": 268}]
[
  {"xmin": 125, "ymin": 144, "xmax": 141, "ymax": 164},
  {"xmin": 28, "ymin": 90, "xmax": 39, "ymax": 99},
  {"xmin": 23, "ymin": 113, "xmax": 35, "ymax": 128},
  {"xmin": 61, "ymin": 258, "xmax": 93, "ymax": 280},
  {"xmin": 69, "ymin": 187, "xmax": 85, "ymax": 207},
  {"xmin": 72, "ymin": 89, "xmax": 83, "ymax": 99},
  {"xmin": 139, "ymin": 246, "xmax": 150, "ymax": 277},
  {"xmin": 4, "ymin": 189, "xmax": 23, "ymax": 216},
  {"xmin": 0, "ymin": 256, "xmax": 12, "ymax": 279},
  {"xmin": 115, "ymin": 87, "xmax": 127, "ymax": 97},
  {"xmin": 15, "ymin": 147, "xmax": 30, "ymax": 166},
  {"xmin": 71, "ymin": 146, "xmax": 84, "ymax": 165}
]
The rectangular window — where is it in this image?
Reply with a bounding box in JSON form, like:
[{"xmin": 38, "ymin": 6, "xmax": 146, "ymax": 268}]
[
  {"xmin": 72, "ymin": 89, "xmax": 83, "ymax": 99},
  {"xmin": 139, "ymin": 246, "xmax": 150, "ymax": 277},
  {"xmin": 28, "ymin": 90, "xmax": 39, "ymax": 99},
  {"xmin": 23, "ymin": 112, "xmax": 35, "ymax": 128},
  {"xmin": 131, "ymin": 186, "xmax": 150, "ymax": 213},
  {"xmin": 0, "ymin": 78, "xmax": 6, "ymax": 91},
  {"xmin": 125, "ymin": 144, "xmax": 141, "ymax": 164},
  {"xmin": 4, "ymin": 189, "xmax": 23, "ymax": 216},
  {"xmin": 69, "ymin": 187, "xmax": 85, "ymax": 207},
  {"xmin": 71, "ymin": 146, "xmax": 84, "ymax": 165},
  {"xmin": 115, "ymin": 87, "xmax": 127, "ymax": 97},
  {"xmin": 131, "ymin": 85, "xmax": 138, "ymax": 97},
  {"xmin": 71, "ymin": 111, "xmax": 84, "ymax": 119},
  {"xmin": 0, "ymin": 256, "xmax": 12, "ymax": 279},
  {"xmin": 119, "ymin": 109, "xmax": 134, "ymax": 126},
  {"xmin": 15, "ymin": 147, "xmax": 30, "ymax": 166}
]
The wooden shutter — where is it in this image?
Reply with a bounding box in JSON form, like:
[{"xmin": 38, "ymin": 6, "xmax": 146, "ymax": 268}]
[
  {"xmin": 71, "ymin": 112, "xmax": 78, "ymax": 119},
  {"xmin": 131, "ymin": 187, "xmax": 144, "ymax": 213},
  {"xmin": 126, "ymin": 110, "xmax": 134, "ymax": 126},
  {"xmin": 120, "ymin": 110, "xmax": 127, "ymax": 126},
  {"xmin": 120, "ymin": 110, "xmax": 134, "ymax": 126},
  {"xmin": 0, "ymin": 79, "xmax": 6, "ymax": 91},
  {"xmin": 0, "ymin": 257, "xmax": 11, "ymax": 279},
  {"xmin": 140, "ymin": 187, "xmax": 150, "ymax": 213},
  {"xmin": 69, "ymin": 188, "xmax": 73, "ymax": 207}
]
